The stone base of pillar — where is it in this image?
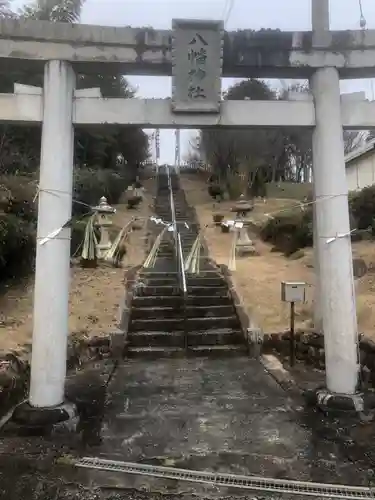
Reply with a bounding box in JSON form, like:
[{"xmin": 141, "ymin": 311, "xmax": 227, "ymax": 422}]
[
  {"xmin": 305, "ymin": 387, "xmax": 375, "ymax": 417},
  {"xmin": 11, "ymin": 400, "xmax": 77, "ymax": 429}
]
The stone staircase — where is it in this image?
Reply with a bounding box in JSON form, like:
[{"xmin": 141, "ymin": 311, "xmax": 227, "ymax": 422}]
[{"xmin": 125, "ymin": 167, "xmax": 248, "ymax": 358}]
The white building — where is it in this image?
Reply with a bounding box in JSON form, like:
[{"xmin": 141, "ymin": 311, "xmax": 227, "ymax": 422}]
[{"xmin": 346, "ymin": 139, "xmax": 375, "ymax": 191}]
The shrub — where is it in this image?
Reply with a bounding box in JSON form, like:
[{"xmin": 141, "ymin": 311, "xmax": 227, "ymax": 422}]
[
  {"xmin": 260, "ymin": 185, "xmax": 375, "ymax": 254},
  {"xmin": 0, "ymin": 175, "xmax": 37, "ymax": 223},
  {"xmin": 0, "ymin": 214, "xmax": 35, "ymax": 280},
  {"xmin": 0, "ymin": 216, "xmax": 100, "ymax": 282},
  {"xmin": 0, "ymin": 168, "xmax": 130, "ymax": 284},
  {"xmin": 73, "ymin": 169, "xmax": 128, "ymax": 215},
  {"xmin": 349, "ymin": 186, "xmax": 375, "ymax": 231},
  {"xmin": 260, "ymin": 208, "xmax": 313, "ymax": 255}
]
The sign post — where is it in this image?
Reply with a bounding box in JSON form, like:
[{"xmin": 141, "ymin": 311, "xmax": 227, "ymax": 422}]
[{"xmin": 281, "ymin": 282, "xmax": 307, "ymax": 367}]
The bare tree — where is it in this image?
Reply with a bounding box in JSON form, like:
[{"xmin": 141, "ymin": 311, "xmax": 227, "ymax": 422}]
[{"xmin": 344, "ymin": 130, "xmax": 368, "ymax": 155}]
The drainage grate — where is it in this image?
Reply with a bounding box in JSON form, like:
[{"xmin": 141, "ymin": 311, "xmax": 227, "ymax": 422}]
[{"xmin": 76, "ymin": 457, "xmax": 375, "ymax": 498}]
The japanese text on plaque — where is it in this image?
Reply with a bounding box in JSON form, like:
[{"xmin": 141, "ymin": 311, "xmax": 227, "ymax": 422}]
[{"xmin": 187, "ymin": 33, "xmax": 208, "ymax": 99}]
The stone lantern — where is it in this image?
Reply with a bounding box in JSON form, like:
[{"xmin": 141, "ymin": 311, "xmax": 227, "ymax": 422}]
[
  {"xmin": 93, "ymin": 196, "xmax": 116, "ymax": 258},
  {"xmin": 232, "ymin": 194, "xmax": 254, "ymax": 218}
]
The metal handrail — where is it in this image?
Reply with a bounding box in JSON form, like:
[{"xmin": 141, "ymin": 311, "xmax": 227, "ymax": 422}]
[
  {"xmin": 176, "ymin": 232, "xmax": 187, "ymax": 295},
  {"xmin": 166, "ymin": 167, "xmax": 186, "ymax": 290},
  {"xmin": 166, "ymin": 166, "xmax": 188, "ymax": 351}
]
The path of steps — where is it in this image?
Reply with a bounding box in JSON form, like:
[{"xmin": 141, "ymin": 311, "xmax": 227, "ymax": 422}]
[{"xmin": 125, "ymin": 167, "xmax": 248, "ymax": 358}]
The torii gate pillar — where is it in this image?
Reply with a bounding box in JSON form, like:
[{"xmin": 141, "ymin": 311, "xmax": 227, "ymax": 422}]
[
  {"xmin": 14, "ymin": 60, "xmax": 77, "ymax": 425},
  {"xmin": 309, "ymin": 0, "xmax": 365, "ymax": 411},
  {"xmin": 311, "ymin": 0, "xmax": 328, "ymax": 334},
  {"xmin": 311, "ymin": 67, "xmax": 359, "ymax": 401}
]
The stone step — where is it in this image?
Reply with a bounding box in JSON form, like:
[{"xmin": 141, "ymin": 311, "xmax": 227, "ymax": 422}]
[
  {"xmin": 157, "ymin": 234, "xmax": 197, "ymax": 240},
  {"xmin": 158, "ymin": 240, "xmax": 196, "ymax": 246},
  {"xmin": 189, "ymin": 344, "xmax": 248, "ymax": 356},
  {"xmin": 127, "ymin": 330, "xmax": 185, "ymax": 348},
  {"xmin": 132, "ymin": 295, "xmax": 233, "ymax": 308},
  {"xmin": 142, "ymin": 263, "xmax": 214, "ymax": 274},
  {"xmin": 130, "ymin": 304, "xmax": 235, "ymax": 319},
  {"xmin": 129, "ymin": 315, "xmax": 239, "ymax": 332},
  {"xmin": 141, "ymin": 276, "xmax": 225, "ymax": 287},
  {"xmin": 158, "ymin": 240, "xmax": 195, "ymax": 246},
  {"xmin": 187, "ymin": 328, "xmax": 245, "ymax": 346},
  {"xmin": 139, "ymin": 269, "xmax": 220, "ymax": 277},
  {"xmin": 126, "ymin": 346, "xmax": 185, "ymax": 358},
  {"xmin": 154, "ymin": 208, "xmax": 194, "ymax": 214},
  {"xmin": 131, "ymin": 306, "xmax": 183, "ymax": 320},
  {"xmin": 154, "ymin": 208, "xmax": 192, "ymax": 213},
  {"xmin": 136, "ymin": 285, "xmax": 229, "ymax": 297},
  {"xmin": 139, "ymin": 173, "xmax": 246, "ymax": 359},
  {"xmin": 152, "ymin": 252, "xmax": 193, "ymax": 259},
  {"xmin": 140, "ymin": 280, "xmax": 179, "ymax": 288},
  {"xmin": 158, "ymin": 243, "xmax": 196, "ymax": 250},
  {"xmin": 127, "ymin": 328, "xmax": 244, "ymax": 348},
  {"xmin": 126, "ymin": 344, "xmax": 247, "ymax": 359}
]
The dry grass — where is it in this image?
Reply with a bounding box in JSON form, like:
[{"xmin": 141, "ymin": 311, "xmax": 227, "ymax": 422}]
[
  {"xmin": 0, "ymin": 180, "xmax": 153, "ymax": 355},
  {"xmin": 181, "ymin": 174, "xmax": 375, "ymax": 339}
]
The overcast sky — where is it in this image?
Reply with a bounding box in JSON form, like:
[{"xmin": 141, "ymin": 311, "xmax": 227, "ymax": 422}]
[{"xmin": 76, "ymin": 0, "xmax": 375, "ymax": 162}]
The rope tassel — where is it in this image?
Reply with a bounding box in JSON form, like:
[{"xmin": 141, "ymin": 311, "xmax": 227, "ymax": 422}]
[
  {"xmin": 185, "ymin": 234, "xmax": 202, "ymax": 275},
  {"xmin": 103, "ymin": 218, "xmax": 137, "ymax": 264},
  {"xmin": 143, "ymin": 227, "xmax": 167, "ymax": 268},
  {"xmin": 81, "ymin": 214, "xmax": 98, "ymax": 261}
]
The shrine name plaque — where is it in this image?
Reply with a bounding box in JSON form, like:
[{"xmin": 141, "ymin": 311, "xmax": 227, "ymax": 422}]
[{"xmin": 171, "ymin": 19, "xmax": 223, "ymax": 113}]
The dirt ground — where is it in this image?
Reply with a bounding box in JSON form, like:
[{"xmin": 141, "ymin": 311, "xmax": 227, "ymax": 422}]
[
  {"xmin": 181, "ymin": 174, "xmax": 375, "ymax": 339},
  {"xmin": 0, "ymin": 180, "xmax": 154, "ymax": 355}
]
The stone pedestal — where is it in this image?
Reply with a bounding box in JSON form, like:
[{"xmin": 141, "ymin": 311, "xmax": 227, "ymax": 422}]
[
  {"xmin": 235, "ymin": 225, "xmax": 257, "ymax": 256},
  {"xmin": 231, "ymin": 196, "xmax": 257, "ymax": 256}
]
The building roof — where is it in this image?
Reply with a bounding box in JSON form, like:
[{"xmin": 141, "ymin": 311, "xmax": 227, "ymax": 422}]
[{"xmin": 345, "ymin": 138, "xmax": 375, "ymax": 165}]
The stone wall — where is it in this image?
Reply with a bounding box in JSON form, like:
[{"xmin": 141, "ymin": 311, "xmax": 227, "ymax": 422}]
[
  {"xmin": 0, "ymin": 332, "xmax": 112, "ymax": 417},
  {"xmin": 263, "ymin": 330, "xmax": 375, "ymax": 387},
  {"xmin": 118, "ymin": 264, "xmax": 141, "ymax": 336},
  {"xmin": 219, "ymin": 264, "xmax": 263, "ymax": 357}
]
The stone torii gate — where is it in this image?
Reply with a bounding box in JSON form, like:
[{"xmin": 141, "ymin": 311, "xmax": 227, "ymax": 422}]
[{"xmin": 2, "ymin": 0, "xmax": 375, "ymax": 421}]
